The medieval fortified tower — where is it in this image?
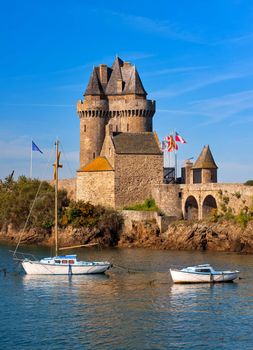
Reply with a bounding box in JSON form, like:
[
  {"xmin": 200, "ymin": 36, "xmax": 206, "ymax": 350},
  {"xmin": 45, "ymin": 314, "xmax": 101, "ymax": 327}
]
[{"xmin": 74, "ymin": 56, "xmax": 253, "ymax": 221}]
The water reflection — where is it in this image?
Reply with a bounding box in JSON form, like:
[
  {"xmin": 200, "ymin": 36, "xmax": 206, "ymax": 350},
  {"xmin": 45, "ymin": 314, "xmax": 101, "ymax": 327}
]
[{"xmin": 170, "ymin": 281, "xmax": 238, "ymax": 295}]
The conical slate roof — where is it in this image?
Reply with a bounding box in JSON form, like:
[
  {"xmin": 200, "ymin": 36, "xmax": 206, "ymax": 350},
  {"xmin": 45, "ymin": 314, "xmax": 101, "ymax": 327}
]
[
  {"xmin": 193, "ymin": 145, "xmax": 218, "ymax": 169},
  {"xmin": 84, "ymin": 67, "xmax": 104, "ymax": 96},
  {"xmin": 105, "ymin": 56, "xmax": 124, "ymax": 95},
  {"xmin": 84, "ymin": 56, "xmax": 147, "ymax": 96},
  {"xmin": 124, "ymin": 66, "xmax": 147, "ymax": 95}
]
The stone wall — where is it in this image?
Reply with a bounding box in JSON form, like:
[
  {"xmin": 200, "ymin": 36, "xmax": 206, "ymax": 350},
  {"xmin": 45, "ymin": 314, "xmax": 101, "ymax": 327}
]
[
  {"xmin": 114, "ymin": 154, "xmax": 163, "ymax": 208},
  {"xmin": 121, "ymin": 210, "xmax": 177, "ymax": 233},
  {"xmin": 151, "ymin": 183, "xmax": 253, "ymax": 221},
  {"xmin": 76, "ymin": 171, "xmax": 115, "ymax": 207},
  {"xmin": 151, "ymin": 184, "xmax": 182, "ymax": 218},
  {"xmin": 181, "ymin": 183, "xmax": 253, "ymax": 218},
  {"xmin": 50, "ymin": 178, "xmax": 76, "ymax": 201}
]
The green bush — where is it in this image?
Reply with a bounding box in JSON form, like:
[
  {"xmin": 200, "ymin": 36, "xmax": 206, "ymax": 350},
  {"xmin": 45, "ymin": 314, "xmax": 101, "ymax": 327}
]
[
  {"xmin": 0, "ymin": 175, "xmax": 69, "ymax": 231},
  {"xmin": 222, "ymin": 196, "xmax": 230, "ymax": 205},
  {"xmin": 235, "ymin": 208, "xmax": 253, "ymax": 228},
  {"xmin": 123, "ymin": 198, "xmax": 160, "ymax": 211},
  {"xmin": 61, "ymin": 200, "xmax": 123, "ymax": 231},
  {"xmin": 233, "ymin": 191, "xmax": 241, "ymax": 199},
  {"xmin": 244, "ymin": 180, "xmax": 253, "ymax": 186},
  {"xmin": 62, "ymin": 201, "xmax": 100, "ymax": 228}
]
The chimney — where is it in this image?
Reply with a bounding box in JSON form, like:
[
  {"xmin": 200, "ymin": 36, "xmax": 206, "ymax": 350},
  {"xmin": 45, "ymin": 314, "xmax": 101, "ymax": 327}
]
[
  {"xmin": 99, "ymin": 64, "xmax": 108, "ymax": 84},
  {"xmin": 182, "ymin": 160, "xmax": 193, "ymax": 184}
]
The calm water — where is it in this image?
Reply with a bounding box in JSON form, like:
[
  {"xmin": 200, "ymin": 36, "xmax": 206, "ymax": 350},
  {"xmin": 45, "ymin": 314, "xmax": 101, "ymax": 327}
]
[{"xmin": 1, "ymin": 244, "xmax": 253, "ymax": 350}]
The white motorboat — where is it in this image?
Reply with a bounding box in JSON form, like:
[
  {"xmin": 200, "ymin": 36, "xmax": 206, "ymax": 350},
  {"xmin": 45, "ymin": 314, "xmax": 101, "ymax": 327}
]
[
  {"xmin": 13, "ymin": 140, "xmax": 112, "ymax": 275},
  {"xmin": 169, "ymin": 264, "xmax": 240, "ymax": 283}
]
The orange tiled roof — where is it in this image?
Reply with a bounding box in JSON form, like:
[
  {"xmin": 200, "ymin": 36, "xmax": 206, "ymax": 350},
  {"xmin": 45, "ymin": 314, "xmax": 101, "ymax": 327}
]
[{"xmin": 79, "ymin": 156, "xmax": 113, "ymax": 172}]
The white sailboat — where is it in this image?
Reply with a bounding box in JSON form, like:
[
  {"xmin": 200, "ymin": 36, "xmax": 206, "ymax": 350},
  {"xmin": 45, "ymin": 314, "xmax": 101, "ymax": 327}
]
[{"xmin": 13, "ymin": 140, "xmax": 112, "ymax": 275}]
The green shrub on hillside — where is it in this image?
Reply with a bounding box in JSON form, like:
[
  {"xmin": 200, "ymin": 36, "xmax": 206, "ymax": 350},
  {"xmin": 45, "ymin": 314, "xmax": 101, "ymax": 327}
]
[
  {"xmin": 61, "ymin": 201, "xmax": 100, "ymax": 228},
  {"xmin": 0, "ymin": 175, "xmax": 69, "ymax": 231},
  {"xmin": 244, "ymin": 180, "xmax": 253, "ymax": 186},
  {"xmin": 235, "ymin": 208, "xmax": 253, "ymax": 228},
  {"xmin": 61, "ymin": 200, "xmax": 123, "ymax": 236},
  {"xmin": 123, "ymin": 198, "xmax": 161, "ymax": 212},
  {"xmin": 210, "ymin": 202, "xmax": 253, "ymax": 228}
]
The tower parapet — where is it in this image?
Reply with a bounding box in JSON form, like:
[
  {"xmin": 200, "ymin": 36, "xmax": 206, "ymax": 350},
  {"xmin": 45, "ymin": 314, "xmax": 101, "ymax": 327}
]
[{"xmin": 77, "ymin": 56, "xmax": 156, "ymax": 168}]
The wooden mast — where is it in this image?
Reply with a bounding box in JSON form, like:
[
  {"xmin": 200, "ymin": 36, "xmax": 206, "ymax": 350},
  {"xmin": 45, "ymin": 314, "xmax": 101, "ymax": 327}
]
[{"xmin": 55, "ymin": 140, "xmax": 59, "ymax": 257}]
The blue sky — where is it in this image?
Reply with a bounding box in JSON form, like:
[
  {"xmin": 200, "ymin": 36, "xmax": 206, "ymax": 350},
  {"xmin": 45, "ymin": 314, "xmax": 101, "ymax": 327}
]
[{"xmin": 0, "ymin": 0, "xmax": 253, "ymax": 182}]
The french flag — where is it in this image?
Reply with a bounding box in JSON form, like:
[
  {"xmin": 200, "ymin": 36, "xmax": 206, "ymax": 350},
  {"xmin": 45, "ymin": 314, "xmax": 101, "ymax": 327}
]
[{"xmin": 175, "ymin": 132, "xmax": 186, "ymax": 144}]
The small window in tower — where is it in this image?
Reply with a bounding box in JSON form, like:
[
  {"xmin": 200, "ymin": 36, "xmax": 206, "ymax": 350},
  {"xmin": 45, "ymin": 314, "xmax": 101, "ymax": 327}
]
[
  {"xmin": 84, "ymin": 125, "xmax": 86, "ymax": 132},
  {"xmin": 116, "ymin": 125, "xmax": 118, "ymax": 132},
  {"xmin": 127, "ymin": 124, "xmax": 129, "ymax": 132},
  {"xmin": 93, "ymin": 152, "xmax": 95, "ymax": 159},
  {"xmin": 109, "ymin": 147, "xmax": 111, "ymax": 156}
]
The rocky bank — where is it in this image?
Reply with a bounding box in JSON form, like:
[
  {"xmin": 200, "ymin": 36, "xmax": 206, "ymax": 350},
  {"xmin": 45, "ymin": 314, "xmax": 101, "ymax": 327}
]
[
  {"xmin": 120, "ymin": 219, "xmax": 253, "ymax": 253},
  {"xmin": 1, "ymin": 219, "xmax": 253, "ymax": 253}
]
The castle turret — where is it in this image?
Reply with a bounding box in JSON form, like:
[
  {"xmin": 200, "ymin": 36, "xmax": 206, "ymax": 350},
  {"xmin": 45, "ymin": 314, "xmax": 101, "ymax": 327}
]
[
  {"xmin": 77, "ymin": 56, "xmax": 156, "ymax": 168},
  {"xmin": 77, "ymin": 67, "xmax": 108, "ymax": 168},
  {"xmin": 192, "ymin": 145, "xmax": 218, "ymax": 183}
]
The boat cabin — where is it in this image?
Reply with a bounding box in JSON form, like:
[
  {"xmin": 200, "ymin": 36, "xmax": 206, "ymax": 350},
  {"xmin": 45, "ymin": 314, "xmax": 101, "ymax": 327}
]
[
  {"xmin": 182, "ymin": 264, "xmax": 215, "ymax": 274},
  {"xmin": 40, "ymin": 255, "xmax": 77, "ymax": 265}
]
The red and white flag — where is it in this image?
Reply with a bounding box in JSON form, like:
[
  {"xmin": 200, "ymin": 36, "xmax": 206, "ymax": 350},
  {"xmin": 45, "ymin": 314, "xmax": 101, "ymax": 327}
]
[
  {"xmin": 175, "ymin": 132, "xmax": 186, "ymax": 144},
  {"xmin": 167, "ymin": 135, "xmax": 178, "ymax": 152}
]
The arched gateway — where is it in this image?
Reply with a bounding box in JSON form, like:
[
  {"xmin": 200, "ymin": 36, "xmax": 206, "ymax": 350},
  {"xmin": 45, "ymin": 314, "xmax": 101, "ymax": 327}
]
[
  {"xmin": 185, "ymin": 196, "xmax": 198, "ymax": 220},
  {"xmin": 202, "ymin": 195, "xmax": 217, "ymax": 219}
]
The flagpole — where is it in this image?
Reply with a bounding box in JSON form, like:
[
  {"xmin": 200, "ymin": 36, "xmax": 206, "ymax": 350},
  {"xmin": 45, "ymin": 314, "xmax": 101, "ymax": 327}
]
[
  {"xmin": 174, "ymin": 130, "xmax": 177, "ymax": 183},
  {"xmin": 30, "ymin": 139, "xmax": 32, "ymax": 178}
]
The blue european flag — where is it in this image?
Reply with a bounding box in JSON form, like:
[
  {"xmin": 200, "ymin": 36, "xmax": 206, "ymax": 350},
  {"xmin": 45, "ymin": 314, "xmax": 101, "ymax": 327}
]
[{"xmin": 32, "ymin": 141, "xmax": 43, "ymax": 154}]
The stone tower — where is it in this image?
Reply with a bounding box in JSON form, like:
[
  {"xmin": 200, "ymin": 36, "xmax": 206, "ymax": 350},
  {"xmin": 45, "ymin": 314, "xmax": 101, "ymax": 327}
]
[
  {"xmin": 77, "ymin": 56, "xmax": 156, "ymax": 168},
  {"xmin": 192, "ymin": 145, "xmax": 218, "ymax": 183}
]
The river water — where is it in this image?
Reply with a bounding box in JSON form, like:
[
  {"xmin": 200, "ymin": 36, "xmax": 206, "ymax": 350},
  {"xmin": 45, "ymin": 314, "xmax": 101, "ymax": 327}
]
[{"xmin": 1, "ymin": 243, "xmax": 253, "ymax": 349}]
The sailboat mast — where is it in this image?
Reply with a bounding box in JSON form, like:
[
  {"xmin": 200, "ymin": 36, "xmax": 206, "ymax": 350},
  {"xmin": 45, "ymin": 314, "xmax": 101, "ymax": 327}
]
[{"xmin": 55, "ymin": 140, "xmax": 59, "ymax": 257}]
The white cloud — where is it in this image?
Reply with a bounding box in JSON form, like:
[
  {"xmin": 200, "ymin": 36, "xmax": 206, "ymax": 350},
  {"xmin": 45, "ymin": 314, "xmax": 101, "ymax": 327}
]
[
  {"xmin": 143, "ymin": 66, "xmax": 209, "ymax": 77},
  {"xmin": 108, "ymin": 11, "xmax": 200, "ymax": 43},
  {"xmin": 151, "ymin": 72, "xmax": 245, "ymax": 99},
  {"xmin": 189, "ymin": 89, "xmax": 253, "ymax": 126}
]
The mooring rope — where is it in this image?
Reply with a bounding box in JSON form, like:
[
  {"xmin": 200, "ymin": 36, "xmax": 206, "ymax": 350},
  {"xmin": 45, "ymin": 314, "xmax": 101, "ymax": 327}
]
[{"xmin": 112, "ymin": 264, "xmax": 147, "ymax": 273}]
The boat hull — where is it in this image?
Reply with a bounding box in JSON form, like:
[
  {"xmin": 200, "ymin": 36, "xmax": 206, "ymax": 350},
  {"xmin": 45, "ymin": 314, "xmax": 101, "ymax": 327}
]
[
  {"xmin": 170, "ymin": 269, "xmax": 239, "ymax": 283},
  {"xmin": 22, "ymin": 261, "xmax": 111, "ymax": 275}
]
